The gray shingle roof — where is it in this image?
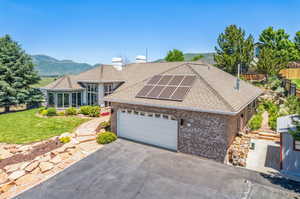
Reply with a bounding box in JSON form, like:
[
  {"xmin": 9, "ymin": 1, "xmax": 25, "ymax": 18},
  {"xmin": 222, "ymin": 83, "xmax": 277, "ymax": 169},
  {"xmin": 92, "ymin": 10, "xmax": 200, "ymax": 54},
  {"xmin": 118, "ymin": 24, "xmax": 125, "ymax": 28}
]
[
  {"xmin": 104, "ymin": 62, "xmax": 263, "ymax": 115},
  {"xmin": 42, "ymin": 75, "xmax": 84, "ymax": 91}
]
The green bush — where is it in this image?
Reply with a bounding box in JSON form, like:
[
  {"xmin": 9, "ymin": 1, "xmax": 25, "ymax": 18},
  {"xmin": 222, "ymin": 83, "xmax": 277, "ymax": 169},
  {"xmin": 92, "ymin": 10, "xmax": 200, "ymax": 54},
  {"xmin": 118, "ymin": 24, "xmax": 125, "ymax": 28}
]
[
  {"xmin": 58, "ymin": 111, "xmax": 65, "ymax": 116},
  {"xmin": 285, "ymin": 96, "xmax": 300, "ymax": 114},
  {"xmin": 41, "ymin": 109, "xmax": 48, "ymax": 116},
  {"xmin": 47, "ymin": 108, "xmax": 57, "ymax": 116},
  {"xmin": 38, "ymin": 107, "xmax": 46, "ymax": 114},
  {"xmin": 80, "ymin": 106, "xmax": 92, "ymax": 115},
  {"xmin": 100, "ymin": 121, "xmax": 110, "ymax": 128},
  {"xmin": 269, "ymin": 115, "xmax": 278, "ymax": 130},
  {"xmin": 249, "ymin": 114, "xmax": 263, "ymax": 130},
  {"xmin": 96, "ymin": 132, "xmax": 117, "ymax": 144},
  {"xmin": 65, "ymin": 107, "xmax": 77, "ymax": 115},
  {"xmin": 59, "ymin": 136, "xmax": 71, "ymax": 143},
  {"xmin": 88, "ymin": 106, "xmax": 100, "ymax": 117}
]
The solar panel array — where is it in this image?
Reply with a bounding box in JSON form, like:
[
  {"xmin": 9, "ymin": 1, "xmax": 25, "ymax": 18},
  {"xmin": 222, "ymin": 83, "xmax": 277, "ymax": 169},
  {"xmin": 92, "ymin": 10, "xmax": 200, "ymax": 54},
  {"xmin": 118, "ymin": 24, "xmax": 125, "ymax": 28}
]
[{"xmin": 136, "ymin": 75, "xmax": 196, "ymax": 101}]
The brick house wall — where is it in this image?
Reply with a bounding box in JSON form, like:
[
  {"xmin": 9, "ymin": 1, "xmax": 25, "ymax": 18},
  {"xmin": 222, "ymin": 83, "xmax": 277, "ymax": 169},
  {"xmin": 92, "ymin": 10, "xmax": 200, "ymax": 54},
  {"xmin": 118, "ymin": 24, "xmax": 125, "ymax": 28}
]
[{"xmin": 110, "ymin": 102, "xmax": 255, "ymax": 163}]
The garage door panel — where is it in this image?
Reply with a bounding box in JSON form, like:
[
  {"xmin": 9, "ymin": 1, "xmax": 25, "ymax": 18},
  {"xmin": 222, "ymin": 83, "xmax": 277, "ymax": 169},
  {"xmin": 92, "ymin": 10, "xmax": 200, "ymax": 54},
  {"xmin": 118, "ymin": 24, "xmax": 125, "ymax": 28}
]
[{"xmin": 117, "ymin": 111, "xmax": 178, "ymax": 150}]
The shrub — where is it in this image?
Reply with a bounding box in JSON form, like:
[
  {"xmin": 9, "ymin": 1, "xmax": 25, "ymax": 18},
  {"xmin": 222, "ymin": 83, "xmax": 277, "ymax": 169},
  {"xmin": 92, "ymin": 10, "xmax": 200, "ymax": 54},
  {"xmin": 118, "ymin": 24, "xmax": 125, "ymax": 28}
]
[
  {"xmin": 58, "ymin": 111, "xmax": 65, "ymax": 116},
  {"xmin": 41, "ymin": 109, "xmax": 48, "ymax": 116},
  {"xmin": 100, "ymin": 121, "xmax": 110, "ymax": 128},
  {"xmin": 65, "ymin": 107, "xmax": 77, "ymax": 115},
  {"xmin": 96, "ymin": 132, "xmax": 117, "ymax": 144},
  {"xmin": 269, "ymin": 115, "xmax": 278, "ymax": 130},
  {"xmin": 47, "ymin": 108, "xmax": 57, "ymax": 116},
  {"xmin": 59, "ymin": 136, "xmax": 71, "ymax": 143},
  {"xmin": 249, "ymin": 114, "xmax": 263, "ymax": 130},
  {"xmin": 285, "ymin": 96, "xmax": 300, "ymax": 114},
  {"xmin": 88, "ymin": 106, "xmax": 100, "ymax": 117},
  {"xmin": 38, "ymin": 107, "xmax": 46, "ymax": 114},
  {"xmin": 80, "ymin": 106, "xmax": 92, "ymax": 115}
]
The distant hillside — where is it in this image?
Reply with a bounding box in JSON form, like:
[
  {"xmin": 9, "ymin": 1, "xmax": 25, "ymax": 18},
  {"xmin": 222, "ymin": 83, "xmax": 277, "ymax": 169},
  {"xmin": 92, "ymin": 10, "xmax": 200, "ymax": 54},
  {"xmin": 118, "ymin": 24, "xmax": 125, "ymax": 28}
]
[
  {"xmin": 155, "ymin": 52, "xmax": 215, "ymax": 64},
  {"xmin": 32, "ymin": 55, "xmax": 97, "ymax": 76}
]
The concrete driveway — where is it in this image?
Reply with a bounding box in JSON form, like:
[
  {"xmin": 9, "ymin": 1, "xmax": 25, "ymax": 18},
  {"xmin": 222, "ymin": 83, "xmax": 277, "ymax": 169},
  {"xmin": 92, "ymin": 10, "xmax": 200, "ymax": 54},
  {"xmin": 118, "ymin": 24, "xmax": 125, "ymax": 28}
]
[{"xmin": 15, "ymin": 139, "xmax": 300, "ymax": 199}]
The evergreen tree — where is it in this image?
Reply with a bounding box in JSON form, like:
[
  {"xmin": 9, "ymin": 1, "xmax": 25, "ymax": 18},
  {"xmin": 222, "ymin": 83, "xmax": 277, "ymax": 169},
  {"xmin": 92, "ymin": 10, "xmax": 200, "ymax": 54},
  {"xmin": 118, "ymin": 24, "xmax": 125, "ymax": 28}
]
[
  {"xmin": 255, "ymin": 47, "xmax": 282, "ymax": 80},
  {"xmin": 214, "ymin": 25, "xmax": 254, "ymax": 75},
  {"xmin": 295, "ymin": 31, "xmax": 300, "ymax": 58},
  {"xmin": 0, "ymin": 35, "xmax": 41, "ymax": 112},
  {"xmin": 165, "ymin": 49, "xmax": 184, "ymax": 62},
  {"xmin": 258, "ymin": 27, "xmax": 299, "ymax": 67}
]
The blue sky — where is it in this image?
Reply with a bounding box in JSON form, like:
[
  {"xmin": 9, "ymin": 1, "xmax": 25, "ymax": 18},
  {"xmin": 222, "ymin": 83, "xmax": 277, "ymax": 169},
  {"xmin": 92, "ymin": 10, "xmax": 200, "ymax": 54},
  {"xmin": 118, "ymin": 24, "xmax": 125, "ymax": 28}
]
[{"xmin": 0, "ymin": 0, "xmax": 300, "ymax": 64}]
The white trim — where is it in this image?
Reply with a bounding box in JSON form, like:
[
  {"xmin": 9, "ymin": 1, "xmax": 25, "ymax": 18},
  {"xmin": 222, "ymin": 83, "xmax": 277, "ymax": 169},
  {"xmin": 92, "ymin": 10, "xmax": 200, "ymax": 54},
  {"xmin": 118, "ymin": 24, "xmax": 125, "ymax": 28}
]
[{"xmin": 105, "ymin": 92, "xmax": 262, "ymax": 116}]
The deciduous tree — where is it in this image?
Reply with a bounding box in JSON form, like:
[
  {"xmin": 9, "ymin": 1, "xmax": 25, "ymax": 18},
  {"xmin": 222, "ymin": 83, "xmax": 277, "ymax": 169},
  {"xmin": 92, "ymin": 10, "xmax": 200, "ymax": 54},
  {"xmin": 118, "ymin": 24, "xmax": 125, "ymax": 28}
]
[{"xmin": 165, "ymin": 49, "xmax": 184, "ymax": 62}]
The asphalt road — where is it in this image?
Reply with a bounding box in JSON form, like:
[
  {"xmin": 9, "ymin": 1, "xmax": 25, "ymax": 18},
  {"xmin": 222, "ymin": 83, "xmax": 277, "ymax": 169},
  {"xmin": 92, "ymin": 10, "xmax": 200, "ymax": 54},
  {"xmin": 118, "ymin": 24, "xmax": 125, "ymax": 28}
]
[{"xmin": 15, "ymin": 139, "xmax": 300, "ymax": 199}]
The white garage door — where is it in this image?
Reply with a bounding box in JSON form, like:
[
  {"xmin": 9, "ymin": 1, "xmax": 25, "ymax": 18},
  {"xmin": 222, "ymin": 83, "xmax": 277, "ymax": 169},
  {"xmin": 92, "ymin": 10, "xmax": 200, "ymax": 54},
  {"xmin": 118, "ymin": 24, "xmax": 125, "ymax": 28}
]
[{"xmin": 117, "ymin": 109, "xmax": 178, "ymax": 151}]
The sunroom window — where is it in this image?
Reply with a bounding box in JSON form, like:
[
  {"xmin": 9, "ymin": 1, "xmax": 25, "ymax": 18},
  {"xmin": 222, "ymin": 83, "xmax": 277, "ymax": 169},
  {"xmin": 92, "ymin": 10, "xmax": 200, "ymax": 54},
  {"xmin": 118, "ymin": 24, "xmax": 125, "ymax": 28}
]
[{"xmin": 294, "ymin": 140, "xmax": 300, "ymax": 151}]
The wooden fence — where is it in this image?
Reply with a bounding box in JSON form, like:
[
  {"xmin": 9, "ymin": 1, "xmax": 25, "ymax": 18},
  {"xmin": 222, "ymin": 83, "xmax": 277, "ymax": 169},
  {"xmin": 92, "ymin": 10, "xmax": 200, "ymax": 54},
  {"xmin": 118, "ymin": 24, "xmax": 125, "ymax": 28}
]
[
  {"xmin": 280, "ymin": 68, "xmax": 300, "ymax": 79},
  {"xmin": 241, "ymin": 74, "xmax": 265, "ymax": 81},
  {"xmin": 280, "ymin": 77, "xmax": 300, "ymax": 98}
]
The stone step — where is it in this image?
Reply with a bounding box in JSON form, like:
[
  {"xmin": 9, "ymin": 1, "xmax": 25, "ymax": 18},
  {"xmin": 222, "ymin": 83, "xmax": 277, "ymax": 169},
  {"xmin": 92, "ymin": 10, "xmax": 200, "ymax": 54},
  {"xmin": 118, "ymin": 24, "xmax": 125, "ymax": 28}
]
[{"xmin": 76, "ymin": 136, "xmax": 96, "ymax": 143}]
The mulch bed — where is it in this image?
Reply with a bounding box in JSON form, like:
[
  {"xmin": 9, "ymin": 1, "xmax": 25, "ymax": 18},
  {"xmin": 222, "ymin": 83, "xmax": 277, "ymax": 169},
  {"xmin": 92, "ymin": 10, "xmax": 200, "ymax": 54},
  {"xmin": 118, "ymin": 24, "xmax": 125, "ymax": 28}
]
[{"xmin": 0, "ymin": 139, "xmax": 63, "ymax": 169}]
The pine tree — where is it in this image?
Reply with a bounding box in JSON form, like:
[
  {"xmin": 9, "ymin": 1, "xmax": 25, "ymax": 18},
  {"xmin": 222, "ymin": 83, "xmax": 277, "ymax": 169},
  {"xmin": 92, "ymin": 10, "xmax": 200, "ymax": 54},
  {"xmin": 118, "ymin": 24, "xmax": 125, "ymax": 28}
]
[
  {"xmin": 295, "ymin": 31, "xmax": 300, "ymax": 58},
  {"xmin": 0, "ymin": 35, "xmax": 41, "ymax": 112},
  {"xmin": 165, "ymin": 49, "xmax": 184, "ymax": 62},
  {"xmin": 214, "ymin": 25, "xmax": 254, "ymax": 75}
]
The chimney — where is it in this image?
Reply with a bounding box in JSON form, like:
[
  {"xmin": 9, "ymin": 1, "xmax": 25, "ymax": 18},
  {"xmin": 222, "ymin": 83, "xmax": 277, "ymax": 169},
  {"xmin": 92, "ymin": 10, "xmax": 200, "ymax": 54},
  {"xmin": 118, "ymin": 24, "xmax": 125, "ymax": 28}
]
[
  {"xmin": 112, "ymin": 57, "xmax": 123, "ymax": 71},
  {"xmin": 135, "ymin": 55, "xmax": 146, "ymax": 63}
]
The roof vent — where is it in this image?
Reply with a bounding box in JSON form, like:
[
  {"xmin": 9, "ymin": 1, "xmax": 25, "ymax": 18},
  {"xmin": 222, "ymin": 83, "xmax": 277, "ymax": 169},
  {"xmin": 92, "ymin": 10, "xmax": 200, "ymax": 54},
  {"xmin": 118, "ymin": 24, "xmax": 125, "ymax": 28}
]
[
  {"xmin": 135, "ymin": 55, "xmax": 146, "ymax": 63},
  {"xmin": 112, "ymin": 57, "xmax": 123, "ymax": 71}
]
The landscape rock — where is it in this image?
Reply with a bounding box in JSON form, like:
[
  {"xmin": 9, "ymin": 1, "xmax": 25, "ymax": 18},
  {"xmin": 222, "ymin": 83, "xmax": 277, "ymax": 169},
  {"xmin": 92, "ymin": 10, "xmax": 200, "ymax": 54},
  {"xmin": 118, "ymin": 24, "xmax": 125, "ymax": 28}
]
[
  {"xmin": 25, "ymin": 161, "xmax": 39, "ymax": 172},
  {"xmin": 77, "ymin": 136, "xmax": 96, "ymax": 143},
  {"xmin": 4, "ymin": 162, "xmax": 23, "ymax": 173},
  {"xmin": 15, "ymin": 174, "xmax": 37, "ymax": 186},
  {"xmin": 50, "ymin": 155, "xmax": 62, "ymax": 164},
  {"xmin": 0, "ymin": 171, "xmax": 8, "ymax": 185},
  {"xmin": 18, "ymin": 145, "xmax": 32, "ymax": 152},
  {"xmin": 8, "ymin": 170, "xmax": 25, "ymax": 181},
  {"xmin": 0, "ymin": 182, "xmax": 15, "ymax": 193},
  {"xmin": 39, "ymin": 162, "xmax": 54, "ymax": 173},
  {"xmin": 0, "ymin": 148, "xmax": 13, "ymax": 159}
]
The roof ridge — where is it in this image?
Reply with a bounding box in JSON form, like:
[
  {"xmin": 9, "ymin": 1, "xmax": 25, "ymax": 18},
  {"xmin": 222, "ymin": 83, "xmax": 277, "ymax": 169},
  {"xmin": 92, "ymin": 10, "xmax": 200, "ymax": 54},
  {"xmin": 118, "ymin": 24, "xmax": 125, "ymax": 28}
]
[
  {"xmin": 67, "ymin": 76, "xmax": 72, "ymax": 89},
  {"xmin": 51, "ymin": 76, "xmax": 66, "ymax": 89},
  {"xmin": 186, "ymin": 63, "xmax": 235, "ymax": 112}
]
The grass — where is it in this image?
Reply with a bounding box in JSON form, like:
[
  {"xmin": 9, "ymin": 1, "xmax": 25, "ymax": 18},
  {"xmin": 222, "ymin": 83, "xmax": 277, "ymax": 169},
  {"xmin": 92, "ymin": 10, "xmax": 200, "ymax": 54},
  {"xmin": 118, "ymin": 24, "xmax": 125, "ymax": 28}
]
[
  {"xmin": 0, "ymin": 109, "xmax": 89, "ymax": 144},
  {"xmin": 33, "ymin": 77, "xmax": 56, "ymax": 88},
  {"xmin": 292, "ymin": 79, "xmax": 300, "ymax": 88}
]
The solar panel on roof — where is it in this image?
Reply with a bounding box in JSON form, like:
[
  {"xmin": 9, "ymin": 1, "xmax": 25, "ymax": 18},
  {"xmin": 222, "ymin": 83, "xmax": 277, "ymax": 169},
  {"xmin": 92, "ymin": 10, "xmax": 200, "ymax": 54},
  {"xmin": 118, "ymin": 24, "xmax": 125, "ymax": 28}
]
[
  {"xmin": 180, "ymin": 76, "xmax": 195, "ymax": 86},
  {"xmin": 168, "ymin": 75, "xmax": 184, "ymax": 86},
  {"xmin": 171, "ymin": 87, "xmax": 190, "ymax": 101},
  {"xmin": 157, "ymin": 75, "xmax": 173, "ymax": 85},
  {"xmin": 159, "ymin": 86, "xmax": 177, "ymax": 99},
  {"xmin": 136, "ymin": 75, "xmax": 196, "ymax": 101},
  {"xmin": 148, "ymin": 75, "xmax": 162, "ymax": 85},
  {"xmin": 136, "ymin": 85, "xmax": 154, "ymax": 97},
  {"xmin": 147, "ymin": 86, "xmax": 165, "ymax": 98}
]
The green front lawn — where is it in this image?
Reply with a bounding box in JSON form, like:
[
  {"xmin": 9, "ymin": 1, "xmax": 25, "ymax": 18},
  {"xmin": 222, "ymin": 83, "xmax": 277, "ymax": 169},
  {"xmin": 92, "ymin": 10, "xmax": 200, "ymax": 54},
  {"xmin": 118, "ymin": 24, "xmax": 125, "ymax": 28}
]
[
  {"xmin": 292, "ymin": 79, "xmax": 300, "ymax": 88},
  {"xmin": 0, "ymin": 109, "xmax": 89, "ymax": 144}
]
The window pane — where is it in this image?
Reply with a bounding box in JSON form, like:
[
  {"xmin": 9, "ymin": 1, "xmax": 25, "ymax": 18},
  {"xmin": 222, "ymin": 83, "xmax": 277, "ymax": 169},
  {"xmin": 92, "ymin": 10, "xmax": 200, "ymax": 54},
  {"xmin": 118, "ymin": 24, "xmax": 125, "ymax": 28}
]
[
  {"xmin": 72, "ymin": 93, "xmax": 77, "ymax": 107},
  {"xmin": 48, "ymin": 93, "xmax": 55, "ymax": 107},
  {"xmin": 57, "ymin": 93, "xmax": 63, "ymax": 107},
  {"xmin": 77, "ymin": 93, "xmax": 82, "ymax": 106},
  {"xmin": 64, "ymin": 93, "xmax": 70, "ymax": 107}
]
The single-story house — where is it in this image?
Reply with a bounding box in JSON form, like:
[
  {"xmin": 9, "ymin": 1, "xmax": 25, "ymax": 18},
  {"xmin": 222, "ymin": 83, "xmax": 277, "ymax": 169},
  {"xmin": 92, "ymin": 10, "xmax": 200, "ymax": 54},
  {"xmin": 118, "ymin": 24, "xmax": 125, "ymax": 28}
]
[
  {"xmin": 43, "ymin": 58, "xmax": 262, "ymax": 162},
  {"xmin": 277, "ymin": 115, "xmax": 300, "ymax": 177}
]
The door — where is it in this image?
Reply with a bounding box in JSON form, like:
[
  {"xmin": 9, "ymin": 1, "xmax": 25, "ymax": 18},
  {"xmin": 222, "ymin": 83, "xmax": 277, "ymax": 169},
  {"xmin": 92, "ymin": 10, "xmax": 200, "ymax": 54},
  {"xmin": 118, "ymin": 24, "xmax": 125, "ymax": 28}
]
[{"xmin": 117, "ymin": 109, "xmax": 178, "ymax": 151}]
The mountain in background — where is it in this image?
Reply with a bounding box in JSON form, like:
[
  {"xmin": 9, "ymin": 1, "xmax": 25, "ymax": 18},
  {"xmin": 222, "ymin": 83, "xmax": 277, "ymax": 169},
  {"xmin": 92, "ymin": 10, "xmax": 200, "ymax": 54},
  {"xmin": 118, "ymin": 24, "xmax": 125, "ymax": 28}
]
[
  {"xmin": 32, "ymin": 55, "xmax": 97, "ymax": 76},
  {"xmin": 155, "ymin": 52, "xmax": 215, "ymax": 64}
]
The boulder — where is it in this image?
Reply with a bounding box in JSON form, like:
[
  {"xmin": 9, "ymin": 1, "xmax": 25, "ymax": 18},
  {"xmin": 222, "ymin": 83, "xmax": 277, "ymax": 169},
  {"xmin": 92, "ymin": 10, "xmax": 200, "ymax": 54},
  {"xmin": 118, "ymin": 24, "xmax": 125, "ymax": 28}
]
[
  {"xmin": 39, "ymin": 162, "xmax": 54, "ymax": 173},
  {"xmin": 0, "ymin": 182, "xmax": 15, "ymax": 193},
  {"xmin": 15, "ymin": 174, "xmax": 37, "ymax": 186},
  {"xmin": 8, "ymin": 170, "xmax": 25, "ymax": 181},
  {"xmin": 25, "ymin": 161, "xmax": 39, "ymax": 172}
]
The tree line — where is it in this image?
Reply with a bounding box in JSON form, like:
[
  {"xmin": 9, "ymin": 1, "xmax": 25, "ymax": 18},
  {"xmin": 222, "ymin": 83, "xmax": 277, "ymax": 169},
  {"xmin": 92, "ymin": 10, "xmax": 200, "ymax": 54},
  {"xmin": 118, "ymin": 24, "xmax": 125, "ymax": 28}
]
[{"xmin": 165, "ymin": 25, "xmax": 300, "ymax": 79}]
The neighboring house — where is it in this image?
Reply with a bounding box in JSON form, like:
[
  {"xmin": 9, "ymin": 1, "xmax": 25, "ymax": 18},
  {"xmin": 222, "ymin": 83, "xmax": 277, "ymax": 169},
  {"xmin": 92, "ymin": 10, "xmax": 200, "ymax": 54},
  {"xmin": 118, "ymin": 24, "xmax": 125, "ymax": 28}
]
[
  {"xmin": 277, "ymin": 115, "xmax": 300, "ymax": 177},
  {"xmin": 43, "ymin": 58, "xmax": 262, "ymax": 162}
]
